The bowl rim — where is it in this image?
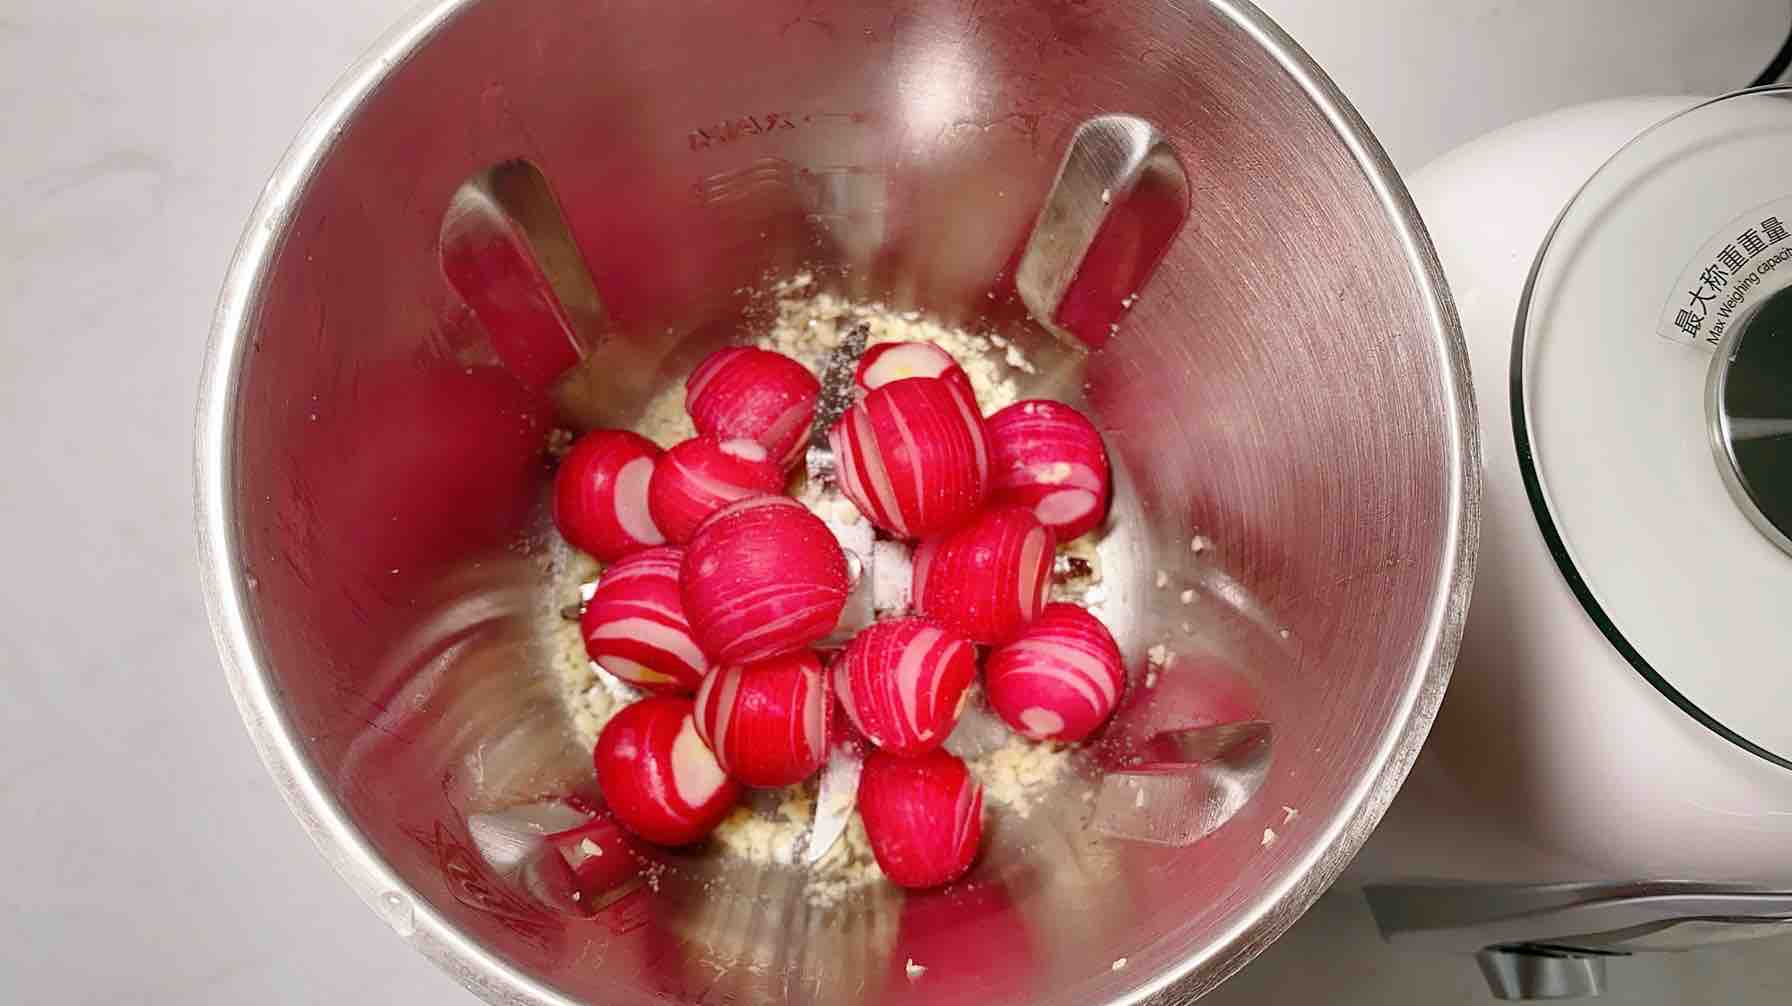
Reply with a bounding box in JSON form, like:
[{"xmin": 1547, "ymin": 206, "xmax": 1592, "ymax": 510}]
[{"xmin": 193, "ymin": 1, "xmax": 1480, "ymax": 1002}]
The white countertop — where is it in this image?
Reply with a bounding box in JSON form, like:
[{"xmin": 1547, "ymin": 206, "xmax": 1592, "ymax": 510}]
[{"xmin": 2, "ymin": 1, "xmax": 1787, "ymax": 1002}]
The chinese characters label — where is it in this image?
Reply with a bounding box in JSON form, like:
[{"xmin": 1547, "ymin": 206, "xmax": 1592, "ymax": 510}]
[{"xmin": 1658, "ymin": 198, "xmax": 1792, "ymax": 349}]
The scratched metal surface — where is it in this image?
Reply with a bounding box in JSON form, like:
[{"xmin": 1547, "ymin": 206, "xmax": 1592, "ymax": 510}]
[{"xmin": 194, "ymin": 1, "xmax": 1476, "ymax": 1004}]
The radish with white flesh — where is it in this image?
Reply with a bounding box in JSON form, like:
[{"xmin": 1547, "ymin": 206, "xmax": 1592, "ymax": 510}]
[
  {"xmin": 912, "ymin": 506, "xmax": 1055, "ymax": 644},
  {"xmin": 857, "ymin": 748, "xmax": 984, "ymax": 889},
  {"xmin": 543, "ymin": 811, "xmax": 641, "ymax": 909},
  {"xmin": 682, "ymin": 495, "xmax": 850, "ymax": 663},
  {"xmin": 594, "ymin": 696, "xmax": 739, "ymax": 846},
  {"xmin": 648, "ymin": 436, "xmax": 785, "ymax": 543},
  {"xmin": 832, "ymin": 617, "xmax": 977, "ymax": 756},
  {"xmin": 828, "ymin": 376, "xmax": 990, "ymax": 539},
  {"xmin": 985, "ymin": 602, "xmax": 1125, "ymax": 742},
  {"xmin": 985, "ymin": 399, "xmax": 1112, "ymax": 541},
  {"xmin": 685, "ymin": 347, "xmax": 820, "ymax": 468},
  {"xmin": 552, "ymin": 430, "xmax": 664, "ymax": 561},
  {"xmin": 580, "ymin": 547, "xmax": 708, "ymax": 694},
  {"xmin": 853, "ymin": 341, "xmax": 977, "ymax": 405},
  {"xmin": 694, "ymin": 650, "xmax": 830, "ymax": 787}
]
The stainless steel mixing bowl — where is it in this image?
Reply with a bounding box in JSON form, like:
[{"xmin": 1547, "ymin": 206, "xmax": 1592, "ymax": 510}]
[{"xmin": 195, "ymin": 1, "xmax": 1478, "ymax": 1003}]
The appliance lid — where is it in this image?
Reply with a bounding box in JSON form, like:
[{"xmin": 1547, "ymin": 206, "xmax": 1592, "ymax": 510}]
[{"xmin": 1515, "ymin": 87, "xmax": 1792, "ymax": 770}]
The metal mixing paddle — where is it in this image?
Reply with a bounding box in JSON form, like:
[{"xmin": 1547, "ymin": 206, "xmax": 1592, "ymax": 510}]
[{"xmin": 795, "ymin": 322, "xmax": 910, "ymax": 864}]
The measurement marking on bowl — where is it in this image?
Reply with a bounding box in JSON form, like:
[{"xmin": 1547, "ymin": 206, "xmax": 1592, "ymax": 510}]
[{"xmin": 686, "ymin": 112, "xmax": 799, "ymax": 152}]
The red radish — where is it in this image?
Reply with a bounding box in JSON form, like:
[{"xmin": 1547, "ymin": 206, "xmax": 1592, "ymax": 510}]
[
  {"xmin": 685, "ymin": 347, "xmax": 820, "ymax": 468},
  {"xmin": 828, "ymin": 377, "xmax": 990, "ymax": 539},
  {"xmin": 985, "ymin": 400, "xmax": 1112, "ymax": 541},
  {"xmin": 984, "ymin": 603, "xmax": 1125, "ymax": 742},
  {"xmin": 543, "ymin": 811, "xmax": 642, "ymax": 910},
  {"xmin": 694, "ymin": 650, "xmax": 830, "ymax": 787},
  {"xmin": 647, "ymin": 436, "xmax": 785, "ymax": 543},
  {"xmin": 594, "ymin": 696, "xmax": 739, "ymax": 846},
  {"xmin": 857, "ymin": 748, "xmax": 983, "ymax": 889},
  {"xmin": 682, "ymin": 495, "xmax": 850, "ymax": 663},
  {"xmin": 580, "ymin": 547, "xmax": 708, "ymax": 694},
  {"xmin": 553, "ymin": 430, "xmax": 665, "ymax": 561},
  {"xmin": 832, "ymin": 617, "xmax": 977, "ymax": 756},
  {"xmin": 912, "ymin": 506, "xmax": 1055, "ymax": 644},
  {"xmin": 853, "ymin": 341, "xmax": 976, "ymax": 405}
]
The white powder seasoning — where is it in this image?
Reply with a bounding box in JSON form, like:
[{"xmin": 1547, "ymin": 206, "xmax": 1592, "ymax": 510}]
[
  {"xmin": 700, "ymin": 791, "xmax": 887, "ymax": 906},
  {"xmin": 543, "ymin": 540, "xmax": 615, "ymax": 745},
  {"xmin": 970, "ymin": 734, "xmax": 1071, "ymax": 819},
  {"xmin": 633, "ymin": 382, "xmax": 697, "ymax": 449},
  {"xmin": 803, "ymin": 809, "xmax": 884, "ymax": 906},
  {"xmin": 754, "ymin": 273, "xmax": 1025, "ymax": 415},
  {"xmin": 710, "ymin": 798, "xmax": 808, "ymax": 867}
]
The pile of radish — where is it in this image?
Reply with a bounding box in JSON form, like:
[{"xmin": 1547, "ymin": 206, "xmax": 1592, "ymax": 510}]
[{"xmin": 555, "ymin": 343, "xmax": 1121, "ymax": 890}]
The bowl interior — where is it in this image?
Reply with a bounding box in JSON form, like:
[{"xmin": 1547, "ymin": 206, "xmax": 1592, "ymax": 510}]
[{"xmin": 212, "ymin": 1, "xmax": 1468, "ymax": 1003}]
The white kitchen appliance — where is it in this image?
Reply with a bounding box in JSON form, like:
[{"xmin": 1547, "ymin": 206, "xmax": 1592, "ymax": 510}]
[{"xmin": 1352, "ymin": 90, "xmax": 1792, "ymax": 999}]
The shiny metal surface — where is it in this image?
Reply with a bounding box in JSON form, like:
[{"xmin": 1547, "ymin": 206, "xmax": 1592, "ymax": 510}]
[
  {"xmin": 1090, "ymin": 721, "xmax": 1273, "ymax": 848},
  {"xmin": 1368, "ymin": 882, "xmax": 1792, "ymax": 954},
  {"xmin": 195, "ymin": 1, "xmax": 1478, "ymax": 1004},
  {"xmin": 1476, "ymin": 948, "xmax": 1608, "ymax": 1001},
  {"xmin": 1016, "ymin": 113, "xmax": 1187, "ymax": 349},
  {"xmin": 1370, "ymin": 880, "xmax": 1792, "ymax": 999},
  {"xmin": 803, "ymin": 738, "xmax": 863, "ymax": 866}
]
